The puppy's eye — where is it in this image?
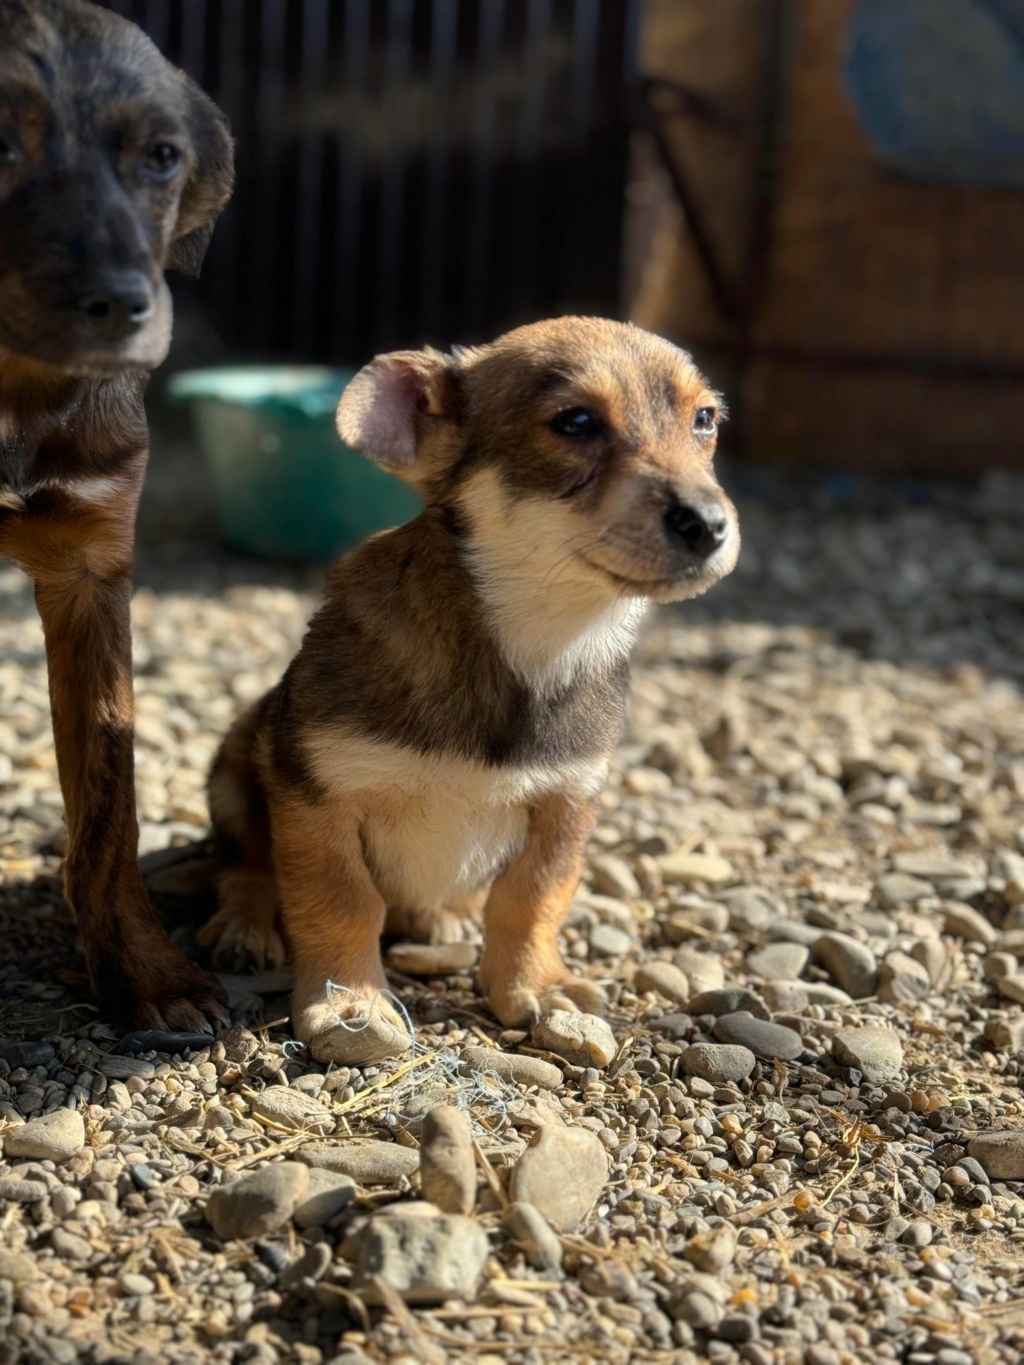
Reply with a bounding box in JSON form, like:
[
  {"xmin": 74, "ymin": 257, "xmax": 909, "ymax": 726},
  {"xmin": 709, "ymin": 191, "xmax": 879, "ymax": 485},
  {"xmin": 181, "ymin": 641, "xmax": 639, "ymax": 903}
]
[
  {"xmin": 693, "ymin": 407, "xmax": 717, "ymax": 436},
  {"xmin": 550, "ymin": 407, "xmax": 604, "ymax": 438},
  {"xmin": 142, "ymin": 142, "xmax": 182, "ymax": 178},
  {"xmin": 0, "ymin": 135, "xmax": 18, "ymax": 167}
]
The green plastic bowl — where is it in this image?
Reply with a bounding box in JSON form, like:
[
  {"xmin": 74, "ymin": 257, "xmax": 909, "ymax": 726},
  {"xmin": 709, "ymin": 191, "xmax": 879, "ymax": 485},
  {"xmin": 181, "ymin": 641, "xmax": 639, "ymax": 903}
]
[{"xmin": 167, "ymin": 365, "xmax": 421, "ymax": 562}]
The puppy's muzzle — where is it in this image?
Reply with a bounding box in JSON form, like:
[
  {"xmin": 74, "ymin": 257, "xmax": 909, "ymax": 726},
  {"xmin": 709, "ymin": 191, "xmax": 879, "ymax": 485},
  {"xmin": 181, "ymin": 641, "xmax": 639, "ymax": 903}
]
[
  {"xmin": 663, "ymin": 491, "xmax": 730, "ymax": 560},
  {"xmin": 75, "ymin": 269, "xmax": 156, "ymax": 342}
]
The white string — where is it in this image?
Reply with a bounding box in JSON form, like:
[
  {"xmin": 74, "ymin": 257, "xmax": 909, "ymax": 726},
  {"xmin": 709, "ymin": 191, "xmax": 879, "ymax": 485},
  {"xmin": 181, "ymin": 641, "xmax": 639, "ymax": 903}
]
[
  {"xmin": 316, "ymin": 980, "xmax": 521, "ymax": 1137},
  {"xmin": 323, "ymin": 979, "xmax": 418, "ymax": 1046}
]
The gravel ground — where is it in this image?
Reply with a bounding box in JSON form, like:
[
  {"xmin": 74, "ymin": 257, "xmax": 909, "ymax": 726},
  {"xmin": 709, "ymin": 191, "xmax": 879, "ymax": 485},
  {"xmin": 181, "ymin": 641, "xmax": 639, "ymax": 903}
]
[{"xmin": 3, "ymin": 453, "xmax": 1024, "ymax": 1364}]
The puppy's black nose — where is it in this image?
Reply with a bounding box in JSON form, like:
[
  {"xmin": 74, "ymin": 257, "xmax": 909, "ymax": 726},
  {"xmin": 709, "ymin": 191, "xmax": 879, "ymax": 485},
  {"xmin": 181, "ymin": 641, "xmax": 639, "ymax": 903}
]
[
  {"xmin": 664, "ymin": 495, "xmax": 730, "ymax": 558},
  {"xmin": 76, "ymin": 271, "xmax": 155, "ymax": 338}
]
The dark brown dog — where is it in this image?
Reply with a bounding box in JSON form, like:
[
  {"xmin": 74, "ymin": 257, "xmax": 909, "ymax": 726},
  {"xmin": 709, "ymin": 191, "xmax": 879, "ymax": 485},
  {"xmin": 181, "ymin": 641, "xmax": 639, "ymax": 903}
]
[
  {"xmin": 200, "ymin": 318, "xmax": 739, "ymax": 1063},
  {"xmin": 0, "ymin": 0, "xmax": 233, "ymax": 1031}
]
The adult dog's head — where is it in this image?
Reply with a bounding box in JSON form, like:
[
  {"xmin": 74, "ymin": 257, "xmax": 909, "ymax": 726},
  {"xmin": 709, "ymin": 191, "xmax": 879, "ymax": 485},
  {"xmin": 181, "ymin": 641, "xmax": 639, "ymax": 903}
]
[{"xmin": 0, "ymin": 0, "xmax": 233, "ymax": 377}]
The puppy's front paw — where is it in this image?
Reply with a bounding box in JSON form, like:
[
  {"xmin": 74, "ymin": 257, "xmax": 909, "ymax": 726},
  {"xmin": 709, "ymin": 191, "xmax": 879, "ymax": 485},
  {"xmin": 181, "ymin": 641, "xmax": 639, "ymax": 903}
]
[
  {"xmin": 293, "ymin": 984, "xmax": 412, "ymax": 1065},
  {"xmin": 384, "ymin": 903, "xmax": 472, "ymax": 945},
  {"xmin": 197, "ymin": 872, "xmax": 285, "ymax": 972},
  {"xmin": 197, "ymin": 902, "xmax": 286, "ymax": 972},
  {"xmin": 479, "ymin": 954, "xmax": 607, "ymax": 1028}
]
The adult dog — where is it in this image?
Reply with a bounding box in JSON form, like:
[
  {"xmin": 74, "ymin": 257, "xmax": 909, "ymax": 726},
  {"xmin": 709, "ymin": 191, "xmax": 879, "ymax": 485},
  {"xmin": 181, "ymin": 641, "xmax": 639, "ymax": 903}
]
[{"xmin": 0, "ymin": 0, "xmax": 233, "ymax": 1031}]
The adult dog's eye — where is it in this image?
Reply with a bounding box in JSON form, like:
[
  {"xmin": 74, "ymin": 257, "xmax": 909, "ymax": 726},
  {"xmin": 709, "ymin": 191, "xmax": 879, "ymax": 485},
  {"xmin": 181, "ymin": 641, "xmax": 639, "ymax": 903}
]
[
  {"xmin": 142, "ymin": 142, "xmax": 182, "ymax": 178},
  {"xmin": 550, "ymin": 407, "xmax": 604, "ymax": 438},
  {"xmin": 693, "ymin": 406, "xmax": 717, "ymax": 436},
  {"xmin": 0, "ymin": 135, "xmax": 18, "ymax": 166}
]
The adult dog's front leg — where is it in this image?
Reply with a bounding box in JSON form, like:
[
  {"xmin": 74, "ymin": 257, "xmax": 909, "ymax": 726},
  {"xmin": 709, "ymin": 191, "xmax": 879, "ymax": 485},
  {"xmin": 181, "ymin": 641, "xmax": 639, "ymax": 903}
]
[
  {"xmin": 20, "ymin": 498, "xmax": 225, "ymax": 1032},
  {"xmin": 478, "ymin": 794, "xmax": 606, "ymax": 1026}
]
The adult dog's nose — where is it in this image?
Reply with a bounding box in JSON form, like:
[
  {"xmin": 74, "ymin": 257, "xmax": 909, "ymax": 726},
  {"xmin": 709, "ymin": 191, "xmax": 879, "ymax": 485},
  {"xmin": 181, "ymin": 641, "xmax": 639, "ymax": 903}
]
[
  {"xmin": 664, "ymin": 493, "xmax": 730, "ymax": 558},
  {"xmin": 76, "ymin": 270, "xmax": 155, "ymax": 338}
]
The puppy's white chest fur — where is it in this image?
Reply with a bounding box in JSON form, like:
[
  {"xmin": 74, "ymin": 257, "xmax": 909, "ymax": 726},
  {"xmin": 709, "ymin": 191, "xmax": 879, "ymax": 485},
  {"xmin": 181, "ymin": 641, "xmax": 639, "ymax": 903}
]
[{"xmin": 306, "ymin": 730, "xmax": 607, "ymax": 906}]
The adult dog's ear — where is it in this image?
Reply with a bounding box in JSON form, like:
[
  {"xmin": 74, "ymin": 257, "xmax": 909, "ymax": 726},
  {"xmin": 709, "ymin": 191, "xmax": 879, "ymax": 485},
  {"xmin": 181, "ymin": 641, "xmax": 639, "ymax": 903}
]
[{"xmin": 167, "ymin": 74, "xmax": 235, "ymax": 277}]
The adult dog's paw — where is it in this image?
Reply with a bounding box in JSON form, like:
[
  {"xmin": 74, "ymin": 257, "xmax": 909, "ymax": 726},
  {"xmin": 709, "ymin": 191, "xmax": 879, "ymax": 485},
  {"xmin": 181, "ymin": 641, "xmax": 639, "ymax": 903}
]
[{"xmin": 100, "ymin": 942, "xmax": 227, "ymax": 1036}]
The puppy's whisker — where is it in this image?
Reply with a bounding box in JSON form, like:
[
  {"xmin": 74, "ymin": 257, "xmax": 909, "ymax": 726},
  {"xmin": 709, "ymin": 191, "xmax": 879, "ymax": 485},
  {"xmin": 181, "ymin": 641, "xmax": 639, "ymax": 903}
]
[
  {"xmin": 505, "ymin": 524, "xmax": 600, "ymax": 584},
  {"xmin": 536, "ymin": 534, "xmax": 611, "ymax": 590},
  {"xmin": 539, "ymin": 545, "xmax": 594, "ymax": 589}
]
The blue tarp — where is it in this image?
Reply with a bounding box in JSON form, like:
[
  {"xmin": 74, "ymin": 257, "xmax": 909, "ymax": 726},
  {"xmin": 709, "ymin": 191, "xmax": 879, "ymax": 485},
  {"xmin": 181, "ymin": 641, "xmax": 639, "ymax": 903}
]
[{"xmin": 844, "ymin": 0, "xmax": 1024, "ymax": 189}]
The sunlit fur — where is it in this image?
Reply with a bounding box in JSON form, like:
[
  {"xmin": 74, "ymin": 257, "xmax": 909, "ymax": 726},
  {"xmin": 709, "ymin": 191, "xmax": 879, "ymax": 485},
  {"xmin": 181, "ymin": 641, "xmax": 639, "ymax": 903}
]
[{"xmin": 202, "ymin": 317, "xmax": 739, "ymax": 1062}]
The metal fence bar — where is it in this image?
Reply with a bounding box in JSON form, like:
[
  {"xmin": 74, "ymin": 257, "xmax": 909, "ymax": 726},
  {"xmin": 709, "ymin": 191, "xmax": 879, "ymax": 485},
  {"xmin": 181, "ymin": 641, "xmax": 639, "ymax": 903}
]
[
  {"xmin": 141, "ymin": 0, "xmax": 171, "ymax": 54},
  {"xmin": 374, "ymin": 0, "xmax": 416, "ymax": 350},
  {"xmin": 621, "ymin": 0, "xmax": 644, "ymax": 85},
  {"xmin": 507, "ymin": 0, "xmax": 553, "ymax": 317},
  {"xmin": 462, "ymin": 0, "xmax": 506, "ymax": 334},
  {"xmin": 179, "ymin": 0, "xmax": 207, "ymax": 84},
  {"xmin": 569, "ymin": 0, "xmax": 600, "ymax": 144},
  {"xmin": 251, "ymin": 0, "xmax": 289, "ymax": 355},
  {"xmin": 209, "ymin": 0, "xmax": 247, "ymax": 327},
  {"xmin": 292, "ymin": 0, "xmax": 331, "ymax": 349},
  {"xmin": 417, "ymin": 0, "xmax": 460, "ymax": 339},
  {"xmin": 332, "ymin": 0, "xmax": 372, "ymax": 360}
]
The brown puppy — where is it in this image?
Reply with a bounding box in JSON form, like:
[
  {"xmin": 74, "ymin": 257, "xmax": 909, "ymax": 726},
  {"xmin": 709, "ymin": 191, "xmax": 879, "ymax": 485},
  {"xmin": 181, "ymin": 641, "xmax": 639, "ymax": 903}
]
[
  {"xmin": 0, "ymin": 1, "xmax": 233, "ymax": 1032},
  {"xmin": 201, "ymin": 318, "xmax": 739, "ymax": 1063}
]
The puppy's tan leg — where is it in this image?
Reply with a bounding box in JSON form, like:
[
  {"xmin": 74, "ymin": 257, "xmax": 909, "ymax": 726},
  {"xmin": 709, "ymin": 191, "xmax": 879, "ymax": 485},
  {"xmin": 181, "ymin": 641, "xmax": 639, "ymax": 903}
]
[
  {"xmin": 478, "ymin": 795, "xmax": 604, "ymax": 1026},
  {"xmin": 271, "ymin": 797, "xmax": 411, "ymax": 1063},
  {"xmin": 198, "ymin": 704, "xmax": 285, "ymax": 969}
]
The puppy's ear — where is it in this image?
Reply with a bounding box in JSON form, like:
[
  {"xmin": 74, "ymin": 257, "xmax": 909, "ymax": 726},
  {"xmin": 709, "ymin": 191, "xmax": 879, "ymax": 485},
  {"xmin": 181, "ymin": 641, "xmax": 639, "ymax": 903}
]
[
  {"xmin": 166, "ymin": 75, "xmax": 234, "ymax": 277},
  {"xmin": 336, "ymin": 349, "xmax": 457, "ymax": 469}
]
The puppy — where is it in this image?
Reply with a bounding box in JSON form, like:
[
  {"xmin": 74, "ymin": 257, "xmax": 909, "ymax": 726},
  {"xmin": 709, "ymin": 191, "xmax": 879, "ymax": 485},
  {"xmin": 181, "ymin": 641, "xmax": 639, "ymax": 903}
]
[
  {"xmin": 200, "ymin": 318, "xmax": 739, "ymax": 1062},
  {"xmin": 0, "ymin": 1, "xmax": 233, "ymax": 1031}
]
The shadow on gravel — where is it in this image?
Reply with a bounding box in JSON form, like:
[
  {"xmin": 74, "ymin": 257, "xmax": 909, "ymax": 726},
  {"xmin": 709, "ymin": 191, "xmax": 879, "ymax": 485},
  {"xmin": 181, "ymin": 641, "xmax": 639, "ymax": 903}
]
[{"xmin": 0, "ymin": 844, "xmax": 222, "ymax": 1043}]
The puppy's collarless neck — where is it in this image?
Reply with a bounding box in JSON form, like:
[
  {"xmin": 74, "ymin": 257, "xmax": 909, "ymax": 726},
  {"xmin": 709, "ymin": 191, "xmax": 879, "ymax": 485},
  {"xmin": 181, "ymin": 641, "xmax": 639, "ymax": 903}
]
[
  {"xmin": 470, "ymin": 540, "xmax": 647, "ymax": 695},
  {"xmin": 455, "ymin": 466, "xmax": 648, "ymax": 695}
]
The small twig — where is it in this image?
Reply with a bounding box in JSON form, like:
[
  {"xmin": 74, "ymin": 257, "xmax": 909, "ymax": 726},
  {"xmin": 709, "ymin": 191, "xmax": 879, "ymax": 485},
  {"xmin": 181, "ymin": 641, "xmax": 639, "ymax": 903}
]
[
  {"xmin": 821, "ymin": 1148, "xmax": 861, "ymax": 1210},
  {"xmin": 152, "ymin": 1229, "xmax": 184, "ymax": 1285},
  {"xmin": 487, "ymin": 1276, "xmax": 563, "ymax": 1294},
  {"xmin": 329, "ymin": 1050, "xmax": 442, "ymax": 1117},
  {"xmin": 429, "ymin": 1304, "xmax": 543, "ymax": 1320},
  {"xmin": 731, "ymin": 1192, "xmax": 796, "ymax": 1224},
  {"xmin": 371, "ymin": 1275, "xmax": 448, "ymax": 1365},
  {"xmin": 313, "ymin": 1283, "xmax": 371, "ymax": 1333},
  {"xmin": 473, "ymin": 1138, "xmax": 509, "ymax": 1209}
]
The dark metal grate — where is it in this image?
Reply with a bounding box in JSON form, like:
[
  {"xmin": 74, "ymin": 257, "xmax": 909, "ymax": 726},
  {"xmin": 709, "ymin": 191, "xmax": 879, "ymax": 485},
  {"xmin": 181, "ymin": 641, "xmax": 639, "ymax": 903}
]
[{"xmin": 101, "ymin": 0, "xmax": 642, "ymax": 363}]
